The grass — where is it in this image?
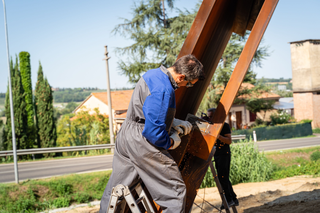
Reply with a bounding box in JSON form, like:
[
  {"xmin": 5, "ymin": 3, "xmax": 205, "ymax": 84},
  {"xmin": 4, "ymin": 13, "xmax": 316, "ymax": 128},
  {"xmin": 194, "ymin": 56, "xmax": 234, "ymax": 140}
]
[
  {"xmin": 265, "ymin": 146, "xmax": 320, "ymax": 180},
  {"xmin": 265, "ymin": 146, "xmax": 320, "ymax": 166},
  {"xmin": 0, "ymin": 171, "xmax": 111, "ymax": 213}
]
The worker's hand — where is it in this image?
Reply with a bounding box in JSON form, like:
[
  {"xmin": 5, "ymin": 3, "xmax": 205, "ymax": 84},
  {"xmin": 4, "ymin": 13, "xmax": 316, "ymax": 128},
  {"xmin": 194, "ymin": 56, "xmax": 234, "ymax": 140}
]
[
  {"xmin": 169, "ymin": 131, "xmax": 181, "ymax": 149},
  {"xmin": 172, "ymin": 118, "xmax": 192, "ymax": 135}
]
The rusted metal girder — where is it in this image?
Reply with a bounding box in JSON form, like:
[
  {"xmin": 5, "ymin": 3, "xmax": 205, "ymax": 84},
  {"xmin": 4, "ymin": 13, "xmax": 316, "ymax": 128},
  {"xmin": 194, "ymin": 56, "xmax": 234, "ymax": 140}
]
[{"xmin": 194, "ymin": 0, "xmax": 279, "ymax": 160}]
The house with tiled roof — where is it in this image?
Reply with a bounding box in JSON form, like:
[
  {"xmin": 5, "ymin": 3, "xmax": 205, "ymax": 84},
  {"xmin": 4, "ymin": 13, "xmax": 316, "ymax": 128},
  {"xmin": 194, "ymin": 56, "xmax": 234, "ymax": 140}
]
[
  {"xmin": 226, "ymin": 83, "xmax": 281, "ymax": 129},
  {"xmin": 73, "ymin": 90, "xmax": 134, "ymax": 133}
]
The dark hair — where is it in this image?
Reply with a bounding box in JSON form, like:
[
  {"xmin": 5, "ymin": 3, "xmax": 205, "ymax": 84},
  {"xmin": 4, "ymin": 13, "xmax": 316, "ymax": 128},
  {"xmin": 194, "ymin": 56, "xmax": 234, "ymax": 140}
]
[
  {"xmin": 207, "ymin": 108, "xmax": 216, "ymax": 113},
  {"xmin": 172, "ymin": 54, "xmax": 204, "ymax": 81}
]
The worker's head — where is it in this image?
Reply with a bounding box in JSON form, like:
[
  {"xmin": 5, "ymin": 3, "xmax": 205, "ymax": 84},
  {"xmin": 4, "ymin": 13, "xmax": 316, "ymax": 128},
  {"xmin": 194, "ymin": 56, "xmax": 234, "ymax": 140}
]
[
  {"xmin": 207, "ymin": 108, "xmax": 216, "ymax": 123},
  {"xmin": 171, "ymin": 54, "xmax": 204, "ymax": 87}
]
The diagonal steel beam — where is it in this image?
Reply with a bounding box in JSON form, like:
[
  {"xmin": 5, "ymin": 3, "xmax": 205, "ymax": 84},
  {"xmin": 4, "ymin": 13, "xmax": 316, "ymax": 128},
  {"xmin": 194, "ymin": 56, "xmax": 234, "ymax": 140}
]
[{"xmin": 193, "ymin": 0, "xmax": 279, "ymax": 160}]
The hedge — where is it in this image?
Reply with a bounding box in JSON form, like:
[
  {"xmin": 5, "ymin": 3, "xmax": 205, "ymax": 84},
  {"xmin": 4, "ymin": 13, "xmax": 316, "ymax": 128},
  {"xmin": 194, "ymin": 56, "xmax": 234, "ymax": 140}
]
[{"xmin": 232, "ymin": 122, "xmax": 313, "ymax": 141}]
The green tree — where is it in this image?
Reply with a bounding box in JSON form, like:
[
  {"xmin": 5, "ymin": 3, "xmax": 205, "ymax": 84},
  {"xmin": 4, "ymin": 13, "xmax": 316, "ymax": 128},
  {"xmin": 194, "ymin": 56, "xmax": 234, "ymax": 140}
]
[
  {"xmin": 198, "ymin": 32, "xmax": 270, "ymax": 114},
  {"xmin": 34, "ymin": 62, "xmax": 45, "ymax": 148},
  {"xmin": 56, "ymin": 108, "xmax": 110, "ymax": 156},
  {"xmin": 19, "ymin": 51, "xmax": 36, "ymax": 147},
  {"xmin": 4, "ymin": 57, "xmax": 29, "ymax": 151},
  {"xmin": 34, "ymin": 63, "xmax": 57, "ymax": 154},
  {"xmin": 0, "ymin": 119, "xmax": 5, "ymax": 151},
  {"xmin": 113, "ymin": 0, "xmax": 198, "ymax": 83},
  {"xmin": 235, "ymin": 84, "xmax": 275, "ymax": 120}
]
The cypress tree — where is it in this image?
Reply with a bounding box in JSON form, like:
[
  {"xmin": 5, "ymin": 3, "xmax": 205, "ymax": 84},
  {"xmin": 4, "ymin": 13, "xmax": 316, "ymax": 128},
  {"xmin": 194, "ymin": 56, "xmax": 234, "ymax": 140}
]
[
  {"xmin": 5, "ymin": 57, "xmax": 28, "ymax": 151},
  {"xmin": 43, "ymin": 78, "xmax": 57, "ymax": 151},
  {"xmin": 19, "ymin": 51, "xmax": 36, "ymax": 147},
  {"xmin": 35, "ymin": 63, "xmax": 57, "ymax": 155},
  {"xmin": 3, "ymin": 60, "xmax": 13, "ymax": 150},
  {"xmin": 34, "ymin": 62, "xmax": 44, "ymax": 148}
]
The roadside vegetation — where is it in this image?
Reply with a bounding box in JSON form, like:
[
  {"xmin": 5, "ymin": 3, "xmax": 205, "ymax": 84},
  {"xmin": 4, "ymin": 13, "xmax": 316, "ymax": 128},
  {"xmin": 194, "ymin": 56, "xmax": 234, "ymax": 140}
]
[
  {"xmin": 0, "ymin": 171, "xmax": 111, "ymax": 213},
  {"xmin": 201, "ymin": 140, "xmax": 320, "ymax": 188},
  {"xmin": 2, "ymin": 143, "xmax": 320, "ymax": 212}
]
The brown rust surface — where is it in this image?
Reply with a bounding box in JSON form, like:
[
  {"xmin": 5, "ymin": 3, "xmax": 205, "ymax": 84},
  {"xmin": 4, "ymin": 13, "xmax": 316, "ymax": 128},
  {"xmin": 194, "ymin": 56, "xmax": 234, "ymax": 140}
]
[{"xmin": 203, "ymin": 0, "xmax": 279, "ymax": 160}]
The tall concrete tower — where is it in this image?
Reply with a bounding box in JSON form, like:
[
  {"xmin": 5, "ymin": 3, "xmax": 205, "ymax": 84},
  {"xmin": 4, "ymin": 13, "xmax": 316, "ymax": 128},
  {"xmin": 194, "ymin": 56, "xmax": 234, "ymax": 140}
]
[{"xmin": 290, "ymin": 39, "xmax": 320, "ymax": 128}]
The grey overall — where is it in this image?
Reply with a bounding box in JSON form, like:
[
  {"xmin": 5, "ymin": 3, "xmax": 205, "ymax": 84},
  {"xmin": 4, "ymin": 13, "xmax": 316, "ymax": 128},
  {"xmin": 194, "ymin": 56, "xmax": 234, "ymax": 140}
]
[{"xmin": 99, "ymin": 67, "xmax": 186, "ymax": 213}]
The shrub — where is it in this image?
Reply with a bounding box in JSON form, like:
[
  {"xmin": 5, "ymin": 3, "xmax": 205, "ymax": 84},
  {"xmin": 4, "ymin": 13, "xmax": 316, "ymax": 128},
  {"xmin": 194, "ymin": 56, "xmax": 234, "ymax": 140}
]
[
  {"xmin": 254, "ymin": 118, "xmax": 266, "ymax": 126},
  {"xmin": 230, "ymin": 141, "xmax": 272, "ymax": 184},
  {"xmin": 201, "ymin": 140, "xmax": 273, "ymax": 188},
  {"xmin": 74, "ymin": 192, "xmax": 91, "ymax": 203},
  {"xmin": 310, "ymin": 151, "xmax": 320, "ymax": 161},
  {"xmin": 52, "ymin": 197, "xmax": 71, "ymax": 208},
  {"xmin": 270, "ymin": 111, "xmax": 293, "ymax": 125},
  {"xmin": 300, "ymin": 119, "xmax": 312, "ymax": 124},
  {"xmin": 47, "ymin": 181, "xmax": 73, "ymax": 196},
  {"xmin": 313, "ymin": 128, "xmax": 320, "ymax": 134}
]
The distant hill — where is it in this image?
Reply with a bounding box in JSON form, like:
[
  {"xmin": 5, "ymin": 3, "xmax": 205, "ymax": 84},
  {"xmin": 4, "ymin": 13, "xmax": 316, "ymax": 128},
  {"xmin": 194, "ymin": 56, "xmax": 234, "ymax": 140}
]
[
  {"xmin": 257, "ymin": 77, "xmax": 292, "ymax": 83},
  {"xmin": 52, "ymin": 87, "xmax": 133, "ymax": 103}
]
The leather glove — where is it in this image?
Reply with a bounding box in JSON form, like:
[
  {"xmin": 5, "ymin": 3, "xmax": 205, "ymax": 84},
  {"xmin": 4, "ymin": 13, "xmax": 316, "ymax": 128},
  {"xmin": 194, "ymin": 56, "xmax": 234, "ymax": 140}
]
[
  {"xmin": 172, "ymin": 118, "xmax": 192, "ymax": 135},
  {"xmin": 169, "ymin": 131, "xmax": 181, "ymax": 150}
]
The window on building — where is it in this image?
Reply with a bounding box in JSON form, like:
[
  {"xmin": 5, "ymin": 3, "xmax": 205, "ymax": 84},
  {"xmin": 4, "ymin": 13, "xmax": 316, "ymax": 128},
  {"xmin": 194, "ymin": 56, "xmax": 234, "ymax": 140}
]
[{"xmin": 249, "ymin": 111, "xmax": 256, "ymax": 122}]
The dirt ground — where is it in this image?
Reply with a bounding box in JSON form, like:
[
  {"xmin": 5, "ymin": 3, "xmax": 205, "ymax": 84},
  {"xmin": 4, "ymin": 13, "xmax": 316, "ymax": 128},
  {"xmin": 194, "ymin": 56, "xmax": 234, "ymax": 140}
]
[{"xmin": 55, "ymin": 176, "xmax": 320, "ymax": 213}]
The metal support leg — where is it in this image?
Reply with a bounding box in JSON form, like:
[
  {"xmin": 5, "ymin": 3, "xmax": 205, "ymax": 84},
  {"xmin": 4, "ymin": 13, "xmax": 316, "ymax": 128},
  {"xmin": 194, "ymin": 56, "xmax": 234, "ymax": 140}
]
[
  {"xmin": 209, "ymin": 160, "xmax": 230, "ymax": 213},
  {"xmin": 106, "ymin": 183, "xmax": 155, "ymax": 213},
  {"xmin": 209, "ymin": 148, "xmax": 238, "ymax": 213}
]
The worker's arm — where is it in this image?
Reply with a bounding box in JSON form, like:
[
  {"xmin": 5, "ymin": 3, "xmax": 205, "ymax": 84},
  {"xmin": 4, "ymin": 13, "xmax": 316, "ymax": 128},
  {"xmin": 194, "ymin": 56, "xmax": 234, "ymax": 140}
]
[
  {"xmin": 142, "ymin": 91, "xmax": 172, "ymax": 150},
  {"xmin": 218, "ymin": 123, "xmax": 232, "ymax": 145},
  {"xmin": 218, "ymin": 133, "xmax": 232, "ymax": 145}
]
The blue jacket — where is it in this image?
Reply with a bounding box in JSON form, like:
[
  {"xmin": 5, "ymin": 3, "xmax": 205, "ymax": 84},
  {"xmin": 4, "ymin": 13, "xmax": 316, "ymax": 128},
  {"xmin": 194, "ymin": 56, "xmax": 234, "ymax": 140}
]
[{"xmin": 124, "ymin": 65, "xmax": 177, "ymax": 149}]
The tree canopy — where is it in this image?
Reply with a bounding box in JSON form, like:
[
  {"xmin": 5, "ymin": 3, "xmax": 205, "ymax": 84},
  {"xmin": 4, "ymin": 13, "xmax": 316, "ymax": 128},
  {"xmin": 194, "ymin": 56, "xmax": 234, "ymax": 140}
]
[{"xmin": 113, "ymin": 0, "xmax": 198, "ymax": 83}]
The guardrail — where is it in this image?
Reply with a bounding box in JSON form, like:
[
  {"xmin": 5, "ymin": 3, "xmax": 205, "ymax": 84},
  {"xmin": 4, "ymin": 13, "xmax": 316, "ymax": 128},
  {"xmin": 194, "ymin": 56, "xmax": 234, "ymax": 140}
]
[
  {"xmin": 231, "ymin": 135, "xmax": 246, "ymax": 140},
  {"xmin": 0, "ymin": 135, "xmax": 247, "ymax": 157},
  {"xmin": 0, "ymin": 144, "xmax": 114, "ymax": 157}
]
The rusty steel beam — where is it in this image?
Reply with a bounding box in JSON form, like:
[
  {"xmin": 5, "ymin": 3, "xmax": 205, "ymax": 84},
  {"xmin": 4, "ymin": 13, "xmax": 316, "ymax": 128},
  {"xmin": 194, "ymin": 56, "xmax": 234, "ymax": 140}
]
[
  {"xmin": 175, "ymin": 0, "xmax": 236, "ymax": 120},
  {"xmin": 193, "ymin": 0, "xmax": 279, "ymax": 160}
]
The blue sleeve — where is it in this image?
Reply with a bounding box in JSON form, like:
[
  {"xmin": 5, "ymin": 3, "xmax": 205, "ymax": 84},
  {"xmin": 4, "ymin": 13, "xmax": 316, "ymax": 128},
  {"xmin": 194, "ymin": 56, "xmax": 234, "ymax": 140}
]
[{"xmin": 142, "ymin": 91, "xmax": 171, "ymax": 149}]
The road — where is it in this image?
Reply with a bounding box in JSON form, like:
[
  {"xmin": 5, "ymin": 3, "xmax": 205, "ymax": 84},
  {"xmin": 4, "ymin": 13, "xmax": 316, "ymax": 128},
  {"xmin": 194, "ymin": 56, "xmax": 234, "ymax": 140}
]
[
  {"xmin": 256, "ymin": 136, "xmax": 320, "ymax": 152},
  {"xmin": 1, "ymin": 136, "xmax": 319, "ymax": 183},
  {"xmin": 0, "ymin": 155, "xmax": 113, "ymax": 183}
]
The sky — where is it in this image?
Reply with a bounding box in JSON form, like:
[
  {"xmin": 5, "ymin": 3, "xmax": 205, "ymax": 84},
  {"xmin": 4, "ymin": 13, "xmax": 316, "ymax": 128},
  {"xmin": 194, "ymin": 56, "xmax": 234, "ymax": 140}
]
[{"xmin": 0, "ymin": 0, "xmax": 319, "ymax": 93}]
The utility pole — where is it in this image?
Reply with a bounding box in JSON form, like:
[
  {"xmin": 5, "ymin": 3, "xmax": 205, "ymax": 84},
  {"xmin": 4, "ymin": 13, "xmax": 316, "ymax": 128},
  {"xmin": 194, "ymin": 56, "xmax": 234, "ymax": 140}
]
[
  {"xmin": 2, "ymin": 0, "xmax": 19, "ymax": 183},
  {"xmin": 104, "ymin": 46, "xmax": 115, "ymax": 153}
]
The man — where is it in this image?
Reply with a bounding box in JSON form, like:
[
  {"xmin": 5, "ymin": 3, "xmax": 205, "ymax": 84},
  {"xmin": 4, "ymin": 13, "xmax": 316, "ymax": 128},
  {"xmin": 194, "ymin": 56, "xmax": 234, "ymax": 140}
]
[
  {"xmin": 206, "ymin": 108, "xmax": 238, "ymax": 209},
  {"xmin": 99, "ymin": 54, "xmax": 204, "ymax": 213}
]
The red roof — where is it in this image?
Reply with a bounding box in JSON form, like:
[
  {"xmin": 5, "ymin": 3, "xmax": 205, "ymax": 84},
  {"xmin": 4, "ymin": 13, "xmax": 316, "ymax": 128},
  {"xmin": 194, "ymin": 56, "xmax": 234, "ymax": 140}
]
[
  {"xmin": 237, "ymin": 83, "xmax": 280, "ymax": 100},
  {"xmin": 91, "ymin": 90, "xmax": 134, "ymax": 111}
]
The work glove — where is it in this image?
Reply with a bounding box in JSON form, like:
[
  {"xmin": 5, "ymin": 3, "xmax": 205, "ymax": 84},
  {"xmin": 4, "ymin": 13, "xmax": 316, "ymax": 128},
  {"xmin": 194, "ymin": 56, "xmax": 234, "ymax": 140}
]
[
  {"xmin": 172, "ymin": 118, "xmax": 192, "ymax": 135},
  {"xmin": 169, "ymin": 131, "xmax": 181, "ymax": 150}
]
